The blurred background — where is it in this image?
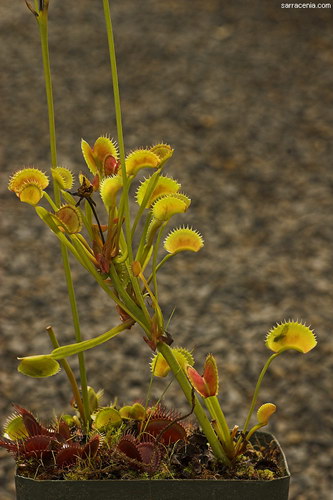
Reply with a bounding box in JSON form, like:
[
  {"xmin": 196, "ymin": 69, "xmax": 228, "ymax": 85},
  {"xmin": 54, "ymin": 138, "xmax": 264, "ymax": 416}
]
[{"xmin": 1, "ymin": 1, "xmax": 333, "ymax": 498}]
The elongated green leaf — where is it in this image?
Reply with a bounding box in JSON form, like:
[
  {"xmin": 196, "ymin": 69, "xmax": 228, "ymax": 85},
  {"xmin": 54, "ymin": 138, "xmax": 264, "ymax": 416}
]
[
  {"xmin": 60, "ymin": 190, "xmax": 77, "ymax": 205},
  {"xmin": 50, "ymin": 320, "xmax": 133, "ymax": 359}
]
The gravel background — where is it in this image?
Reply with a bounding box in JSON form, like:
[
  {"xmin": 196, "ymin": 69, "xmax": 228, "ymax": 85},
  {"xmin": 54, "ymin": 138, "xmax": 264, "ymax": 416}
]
[{"xmin": 1, "ymin": 1, "xmax": 333, "ymax": 499}]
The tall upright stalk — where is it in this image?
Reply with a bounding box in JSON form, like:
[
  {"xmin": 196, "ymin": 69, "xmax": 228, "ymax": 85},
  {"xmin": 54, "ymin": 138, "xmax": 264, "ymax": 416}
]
[
  {"xmin": 33, "ymin": 0, "xmax": 57, "ymax": 169},
  {"xmin": 242, "ymin": 349, "xmax": 286, "ymax": 434},
  {"xmin": 32, "ymin": 0, "xmax": 90, "ymax": 430},
  {"xmin": 46, "ymin": 326, "xmax": 85, "ymax": 420},
  {"xmin": 101, "ymin": 0, "xmax": 231, "ymax": 463},
  {"xmin": 102, "ymin": 0, "xmax": 152, "ymax": 326},
  {"xmin": 102, "ymin": 0, "xmax": 131, "ymax": 255}
]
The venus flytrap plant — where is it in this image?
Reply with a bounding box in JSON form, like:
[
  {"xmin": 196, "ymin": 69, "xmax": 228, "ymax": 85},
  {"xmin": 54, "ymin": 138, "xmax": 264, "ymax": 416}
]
[
  {"xmin": 182, "ymin": 321, "xmax": 317, "ymax": 461},
  {"xmin": 241, "ymin": 321, "xmax": 317, "ymax": 437},
  {"xmin": 2, "ymin": 0, "xmax": 318, "ymax": 483}
]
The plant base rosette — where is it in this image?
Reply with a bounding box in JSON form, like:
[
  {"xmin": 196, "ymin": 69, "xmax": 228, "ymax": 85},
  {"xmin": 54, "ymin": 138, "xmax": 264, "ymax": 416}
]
[{"xmin": 15, "ymin": 432, "xmax": 290, "ymax": 500}]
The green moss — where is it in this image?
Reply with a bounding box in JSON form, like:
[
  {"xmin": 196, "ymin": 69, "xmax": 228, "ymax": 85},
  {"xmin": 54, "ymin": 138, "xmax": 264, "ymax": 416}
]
[{"xmin": 256, "ymin": 469, "xmax": 275, "ymax": 480}]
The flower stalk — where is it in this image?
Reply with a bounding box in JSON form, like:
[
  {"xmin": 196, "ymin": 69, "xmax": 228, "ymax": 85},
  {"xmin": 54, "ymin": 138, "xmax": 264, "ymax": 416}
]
[
  {"xmin": 242, "ymin": 349, "xmax": 288, "ymax": 435},
  {"xmin": 32, "ymin": 0, "xmax": 90, "ymax": 430},
  {"xmin": 46, "ymin": 326, "xmax": 85, "ymax": 421},
  {"xmin": 102, "ymin": 0, "xmax": 130, "ymax": 253}
]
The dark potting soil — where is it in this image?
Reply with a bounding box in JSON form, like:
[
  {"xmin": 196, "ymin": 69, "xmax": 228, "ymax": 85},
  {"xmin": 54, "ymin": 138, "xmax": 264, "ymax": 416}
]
[{"xmin": 15, "ymin": 429, "xmax": 285, "ymax": 482}]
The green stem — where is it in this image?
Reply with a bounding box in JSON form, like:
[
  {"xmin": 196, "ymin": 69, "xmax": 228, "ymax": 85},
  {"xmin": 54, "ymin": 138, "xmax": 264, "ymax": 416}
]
[
  {"xmin": 46, "ymin": 326, "xmax": 85, "ymax": 421},
  {"xmin": 34, "ymin": 4, "xmax": 90, "ymax": 431},
  {"xmin": 131, "ymin": 171, "xmax": 160, "ymax": 239},
  {"xmin": 124, "ymin": 262, "xmax": 152, "ymax": 325},
  {"xmin": 60, "ymin": 244, "xmax": 91, "ymax": 429},
  {"xmin": 102, "ymin": 0, "xmax": 132, "ymax": 260},
  {"xmin": 147, "ymin": 254, "xmax": 173, "ymax": 285},
  {"xmin": 204, "ymin": 397, "xmax": 225, "ymax": 443},
  {"xmin": 50, "ymin": 320, "xmax": 134, "ymax": 359},
  {"xmin": 206, "ymin": 396, "xmax": 233, "ymax": 454},
  {"xmin": 138, "ymin": 271, "xmax": 163, "ymax": 331},
  {"xmin": 35, "ymin": 3, "xmax": 57, "ymax": 169},
  {"xmin": 245, "ymin": 423, "xmax": 264, "ymax": 442},
  {"xmin": 109, "ymin": 262, "xmax": 149, "ymax": 324},
  {"xmin": 138, "ymin": 220, "xmax": 161, "ymax": 268},
  {"xmin": 114, "ymin": 230, "xmax": 152, "ymax": 327},
  {"xmin": 157, "ymin": 342, "xmax": 230, "ymax": 465},
  {"xmin": 242, "ymin": 349, "xmax": 288, "ymax": 435},
  {"xmin": 102, "ymin": 0, "xmax": 152, "ymax": 334},
  {"xmin": 144, "ymin": 371, "xmax": 154, "ymax": 411},
  {"xmin": 43, "ymin": 191, "xmax": 58, "ymax": 211},
  {"xmin": 70, "ymin": 236, "xmax": 150, "ymax": 335},
  {"xmin": 147, "ymin": 250, "xmax": 189, "ymax": 286},
  {"xmin": 84, "ymin": 199, "xmax": 93, "ymax": 238},
  {"xmin": 152, "ymin": 223, "xmax": 166, "ymax": 300},
  {"xmin": 135, "ymin": 213, "xmax": 153, "ymax": 262}
]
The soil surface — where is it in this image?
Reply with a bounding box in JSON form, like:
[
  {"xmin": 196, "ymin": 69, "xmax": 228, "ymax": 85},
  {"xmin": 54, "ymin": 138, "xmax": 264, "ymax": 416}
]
[
  {"xmin": 1, "ymin": 1, "xmax": 333, "ymax": 499},
  {"xmin": 15, "ymin": 427, "xmax": 287, "ymax": 483}
]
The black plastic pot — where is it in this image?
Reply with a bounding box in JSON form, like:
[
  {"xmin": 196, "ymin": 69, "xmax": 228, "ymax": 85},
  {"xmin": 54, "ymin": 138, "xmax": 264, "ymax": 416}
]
[{"xmin": 15, "ymin": 432, "xmax": 290, "ymax": 500}]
